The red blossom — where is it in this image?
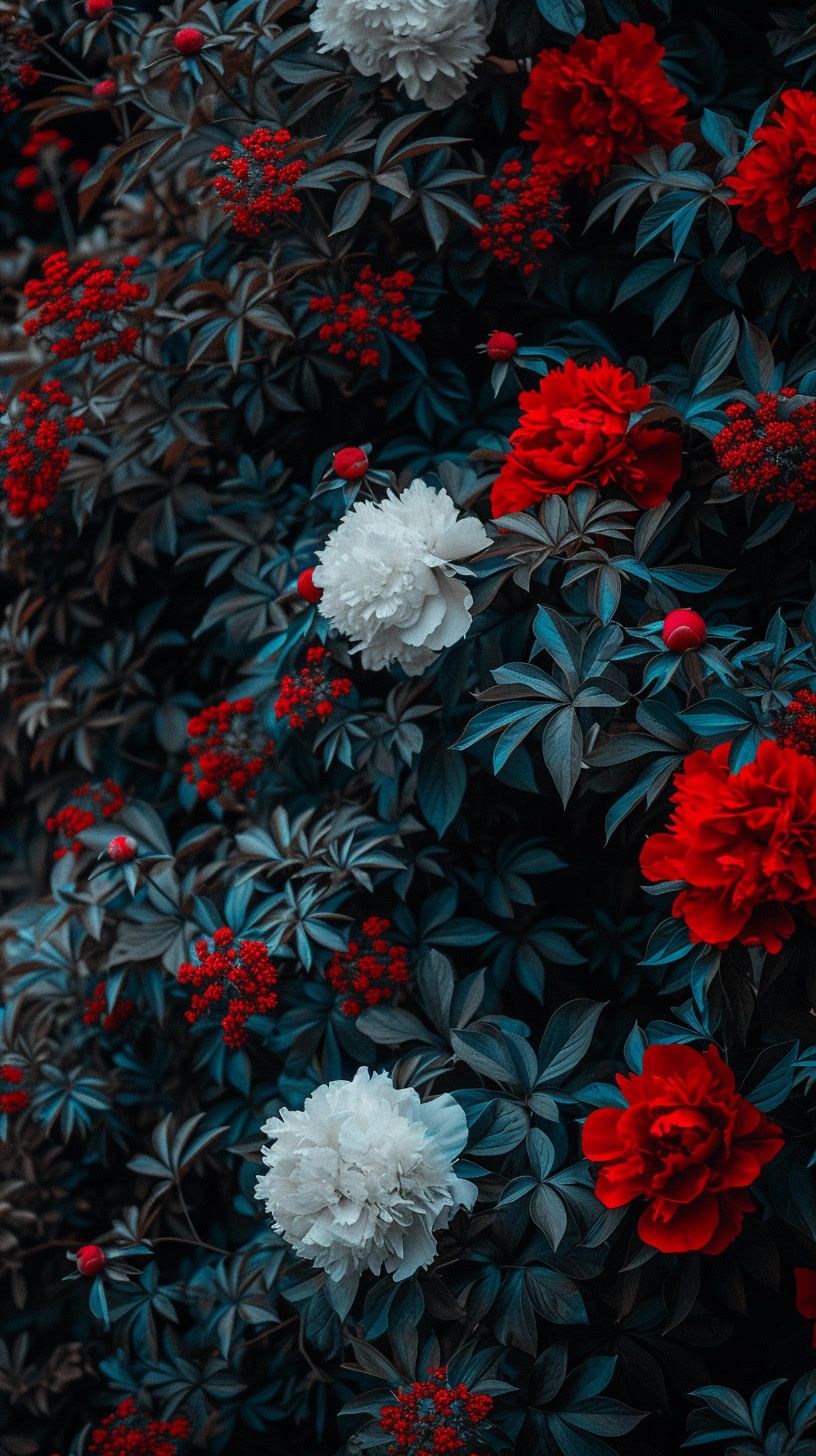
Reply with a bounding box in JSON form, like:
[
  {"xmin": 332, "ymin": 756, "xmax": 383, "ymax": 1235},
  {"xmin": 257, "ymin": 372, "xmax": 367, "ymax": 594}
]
[
  {"xmin": 183, "ymin": 697, "xmax": 274, "ymax": 801},
  {"xmin": 108, "ymin": 834, "xmax": 138, "ymax": 862},
  {"xmin": 297, "ymin": 567, "xmax": 322, "ymax": 603},
  {"xmin": 727, "ymin": 90, "xmax": 816, "ymax": 271},
  {"xmin": 380, "ymin": 1368, "xmax": 492, "ymax": 1456},
  {"xmin": 485, "ymin": 330, "xmax": 518, "ymax": 362},
  {"xmin": 326, "ymin": 916, "xmax": 409, "ymax": 1017},
  {"xmin": 208, "ymin": 128, "xmax": 306, "ymax": 237},
  {"xmin": 274, "ymin": 646, "xmax": 352, "ymax": 731},
  {"xmin": 84, "ymin": 981, "xmax": 136, "ymax": 1032},
  {"xmin": 46, "ymin": 779, "xmax": 125, "ymax": 860},
  {"xmin": 773, "ymin": 690, "xmax": 816, "ymax": 758},
  {"xmin": 0, "ymin": 1064, "xmax": 30, "ymax": 1116},
  {"xmin": 713, "ymin": 389, "xmax": 816, "ymax": 510},
  {"xmin": 309, "ymin": 266, "xmax": 421, "ymax": 368},
  {"xmin": 1, "ymin": 380, "xmax": 85, "ymax": 518},
  {"xmin": 332, "ymin": 445, "xmax": 369, "ymax": 480},
  {"xmin": 522, "ymin": 23, "xmax": 687, "ymax": 189},
  {"xmin": 491, "ymin": 358, "xmax": 681, "ymax": 517},
  {"xmin": 583, "ymin": 1043, "xmax": 783, "ymax": 1254},
  {"xmin": 174, "ymin": 26, "xmax": 204, "ymax": 55},
  {"xmin": 76, "ymin": 1243, "xmax": 106, "ymax": 1276},
  {"xmin": 640, "ymin": 739, "xmax": 816, "ymax": 952},
  {"xmin": 93, "ymin": 78, "xmax": 117, "ymax": 100},
  {"xmin": 473, "ymin": 160, "xmax": 567, "ymax": 273},
  {"xmin": 87, "ymin": 1398, "xmax": 190, "ymax": 1456},
  {"xmin": 24, "ymin": 252, "xmax": 148, "ymax": 364},
  {"xmin": 661, "ymin": 608, "xmax": 706, "ymax": 651},
  {"xmin": 177, "ymin": 928, "xmax": 278, "ymax": 1047}
]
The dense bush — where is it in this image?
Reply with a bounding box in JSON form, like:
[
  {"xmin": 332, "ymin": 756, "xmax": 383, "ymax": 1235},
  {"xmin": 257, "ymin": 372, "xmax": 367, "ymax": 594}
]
[{"xmin": 5, "ymin": 1, "xmax": 816, "ymax": 1452}]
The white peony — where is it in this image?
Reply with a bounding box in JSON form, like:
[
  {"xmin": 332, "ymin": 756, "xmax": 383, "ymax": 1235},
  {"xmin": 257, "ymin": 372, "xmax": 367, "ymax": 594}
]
[
  {"xmin": 309, "ymin": 0, "xmax": 490, "ymax": 110},
  {"xmin": 312, "ymin": 479, "xmax": 490, "ymax": 675},
  {"xmin": 254, "ymin": 1067, "xmax": 477, "ymax": 1316}
]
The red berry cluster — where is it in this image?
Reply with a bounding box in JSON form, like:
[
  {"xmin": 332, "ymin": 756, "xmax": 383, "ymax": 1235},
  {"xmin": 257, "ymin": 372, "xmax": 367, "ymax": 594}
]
[
  {"xmin": 84, "ymin": 981, "xmax": 136, "ymax": 1033},
  {"xmin": 474, "ymin": 160, "xmax": 567, "ymax": 274},
  {"xmin": 184, "ymin": 697, "xmax": 274, "ymax": 801},
  {"xmin": 326, "ymin": 916, "xmax": 409, "ymax": 1017},
  {"xmin": 379, "ymin": 1369, "xmax": 493, "ymax": 1456},
  {"xmin": 309, "ymin": 266, "xmax": 421, "ymax": 367},
  {"xmin": 773, "ymin": 689, "xmax": 816, "ymax": 756},
  {"xmin": 177, "ymin": 927, "xmax": 278, "ymax": 1047},
  {"xmin": 46, "ymin": 779, "xmax": 125, "ymax": 860},
  {"xmin": 24, "ymin": 252, "xmax": 148, "ymax": 364},
  {"xmin": 15, "ymin": 128, "xmax": 90, "ymax": 214},
  {"xmin": 1, "ymin": 381, "xmax": 85, "ymax": 519},
  {"xmin": 209, "ymin": 128, "xmax": 306, "ymax": 238},
  {"xmin": 0, "ymin": 1065, "xmax": 30, "ymax": 1116},
  {"xmin": 0, "ymin": 18, "xmax": 40, "ymax": 113},
  {"xmin": 713, "ymin": 389, "xmax": 816, "ymax": 510},
  {"xmin": 87, "ymin": 1398, "xmax": 190, "ymax": 1456},
  {"xmin": 274, "ymin": 646, "xmax": 352, "ymax": 731}
]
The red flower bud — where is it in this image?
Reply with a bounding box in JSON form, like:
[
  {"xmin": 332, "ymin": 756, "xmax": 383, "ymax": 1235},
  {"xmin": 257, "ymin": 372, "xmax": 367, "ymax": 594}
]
[
  {"xmin": 661, "ymin": 608, "xmax": 707, "ymax": 652},
  {"xmin": 332, "ymin": 446, "xmax": 369, "ymax": 480},
  {"xmin": 93, "ymin": 78, "xmax": 117, "ymax": 99},
  {"xmin": 84, "ymin": 0, "xmax": 113, "ymax": 15},
  {"xmin": 77, "ymin": 1244, "xmax": 106, "ymax": 1276},
  {"xmin": 108, "ymin": 835, "xmax": 137, "ymax": 863},
  {"xmin": 297, "ymin": 568, "xmax": 322, "ymax": 604},
  {"xmin": 486, "ymin": 330, "xmax": 518, "ymax": 362},
  {"xmin": 173, "ymin": 26, "xmax": 205, "ymax": 55}
]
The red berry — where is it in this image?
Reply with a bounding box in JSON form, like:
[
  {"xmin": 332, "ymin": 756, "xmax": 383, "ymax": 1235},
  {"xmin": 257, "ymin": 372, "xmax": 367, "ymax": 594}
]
[
  {"xmin": 486, "ymin": 330, "xmax": 518, "ymax": 362},
  {"xmin": 333, "ymin": 446, "xmax": 369, "ymax": 480},
  {"xmin": 84, "ymin": 0, "xmax": 112, "ymax": 15},
  {"xmin": 297, "ymin": 568, "xmax": 322, "ymax": 604},
  {"xmin": 93, "ymin": 78, "xmax": 117, "ymax": 99},
  {"xmin": 661, "ymin": 608, "xmax": 707, "ymax": 651},
  {"xmin": 108, "ymin": 834, "xmax": 137, "ymax": 863},
  {"xmin": 77, "ymin": 1244, "xmax": 106, "ymax": 1276},
  {"xmin": 174, "ymin": 26, "xmax": 205, "ymax": 55}
]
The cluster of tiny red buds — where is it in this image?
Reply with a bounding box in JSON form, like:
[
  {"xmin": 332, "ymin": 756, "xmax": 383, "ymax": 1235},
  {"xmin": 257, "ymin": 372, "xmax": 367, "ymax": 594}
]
[
  {"xmin": 0, "ymin": 1064, "xmax": 30, "ymax": 1116},
  {"xmin": 713, "ymin": 388, "xmax": 816, "ymax": 510},
  {"xmin": 0, "ymin": 20, "xmax": 40, "ymax": 113},
  {"xmin": 1, "ymin": 380, "xmax": 85, "ymax": 519},
  {"xmin": 86, "ymin": 1397, "xmax": 190, "ymax": 1456},
  {"xmin": 309, "ymin": 266, "xmax": 421, "ymax": 367},
  {"xmin": 274, "ymin": 646, "xmax": 352, "ymax": 731},
  {"xmin": 379, "ymin": 1368, "xmax": 493, "ymax": 1456},
  {"xmin": 46, "ymin": 779, "xmax": 125, "ymax": 860},
  {"xmin": 177, "ymin": 927, "xmax": 278, "ymax": 1047},
  {"xmin": 773, "ymin": 689, "xmax": 816, "ymax": 756},
  {"xmin": 24, "ymin": 252, "xmax": 148, "ymax": 363},
  {"xmin": 84, "ymin": 981, "xmax": 136, "ymax": 1033},
  {"xmin": 473, "ymin": 160, "xmax": 567, "ymax": 274},
  {"xmin": 326, "ymin": 916, "xmax": 409, "ymax": 1017},
  {"xmin": 183, "ymin": 697, "xmax": 275, "ymax": 801},
  {"xmin": 15, "ymin": 128, "xmax": 90, "ymax": 214},
  {"xmin": 208, "ymin": 128, "xmax": 307, "ymax": 237}
]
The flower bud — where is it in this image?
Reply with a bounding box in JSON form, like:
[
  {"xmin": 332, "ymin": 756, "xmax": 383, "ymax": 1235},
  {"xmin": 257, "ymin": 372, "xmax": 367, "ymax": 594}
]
[
  {"xmin": 662, "ymin": 608, "xmax": 706, "ymax": 652},
  {"xmin": 297, "ymin": 568, "xmax": 322, "ymax": 604},
  {"xmin": 77, "ymin": 1244, "xmax": 106, "ymax": 1276},
  {"xmin": 332, "ymin": 446, "xmax": 369, "ymax": 481},
  {"xmin": 108, "ymin": 834, "xmax": 137, "ymax": 863},
  {"xmin": 173, "ymin": 26, "xmax": 205, "ymax": 55},
  {"xmin": 93, "ymin": 78, "xmax": 117, "ymax": 100},
  {"xmin": 485, "ymin": 330, "xmax": 518, "ymax": 362},
  {"xmin": 85, "ymin": 0, "xmax": 113, "ymax": 15}
]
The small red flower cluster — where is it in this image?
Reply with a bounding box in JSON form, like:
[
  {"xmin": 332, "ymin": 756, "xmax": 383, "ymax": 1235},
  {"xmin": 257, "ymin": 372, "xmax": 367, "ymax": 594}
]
[
  {"xmin": 0, "ymin": 19, "xmax": 40, "ymax": 113},
  {"xmin": 473, "ymin": 160, "xmax": 567, "ymax": 274},
  {"xmin": 583, "ymin": 1043, "xmax": 783, "ymax": 1254},
  {"xmin": 177, "ymin": 928, "xmax": 278, "ymax": 1047},
  {"xmin": 209, "ymin": 128, "xmax": 306, "ymax": 237},
  {"xmin": 1, "ymin": 381, "xmax": 85, "ymax": 518},
  {"xmin": 24, "ymin": 252, "xmax": 148, "ymax": 364},
  {"xmin": 773, "ymin": 690, "xmax": 816, "ymax": 757},
  {"xmin": 46, "ymin": 779, "xmax": 125, "ymax": 860},
  {"xmin": 0, "ymin": 1065, "xmax": 29, "ymax": 1116},
  {"xmin": 380, "ymin": 1368, "xmax": 492, "ymax": 1456},
  {"xmin": 184, "ymin": 698, "xmax": 274, "ymax": 801},
  {"xmin": 15, "ymin": 128, "xmax": 90, "ymax": 214},
  {"xmin": 326, "ymin": 916, "xmax": 409, "ymax": 1017},
  {"xmin": 727, "ymin": 90, "xmax": 816, "ymax": 271},
  {"xmin": 641, "ymin": 740, "xmax": 816, "ymax": 953},
  {"xmin": 274, "ymin": 646, "xmax": 352, "ymax": 731},
  {"xmin": 713, "ymin": 389, "xmax": 816, "ymax": 510},
  {"xmin": 87, "ymin": 1398, "xmax": 190, "ymax": 1456},
  {"xmin": 309, "ymin": 267, "xmax": 421, "ymax": 367},
  {"xmin": 522, "ymin": 23, "xmax": 687, "ymax": 190},
  {"xmin": 84, "ymin": 981, "xmax": 136, "ymax": 1033}
]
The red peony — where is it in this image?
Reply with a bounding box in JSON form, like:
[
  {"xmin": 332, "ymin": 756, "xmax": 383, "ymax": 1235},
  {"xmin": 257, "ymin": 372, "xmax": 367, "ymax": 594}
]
[
  {"xmin": 76, "ymin": 1243, "xmax": 106, "ymax": 1276},
  {"xmin": 583, "ymin": 1043, "xmax": 783, "ymax": 1254},
  {"xmin": 641, "ymin": 739, "xmax": 816, "ymax": 953},
  {"xmin": 727, "ymin": 90, "xmax": 816, "ymax": 272},
  {"xmin": 522, "ymin": 23, "xmax": 687, "ymax": 189},
  {"xmin": 490, "ymin": 358, "xmax": 681, "ymax": 517}
]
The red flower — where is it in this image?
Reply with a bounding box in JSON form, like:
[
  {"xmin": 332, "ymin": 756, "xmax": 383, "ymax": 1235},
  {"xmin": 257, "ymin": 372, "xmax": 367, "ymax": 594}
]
[
  {"xmin": 46, "ymin": 779, "xmax": 125, "ymax": 860},
  {"xmin": 76, "ymin": 1244, "xmax": 106, "ymax": 1276},
  {"xmin": 173, "ymin": 26, "xmax": 204, "ymax": 56},
  {"xmin": 582, "ymin": 1043, "xmax": 783, "ymax": 1254},
  {"xmin": 1, "ymin": 381, "xmax": 85, "ymax": 518},
  {"xmin": 274, "ymin": 646, "xmax": 352, "ymax": 731},
  {"xmin": 640, "ymin": 740, "xmax": 816, "ymax": 953},
  {"xmin": 795, "ymin": 1267, "xmax": 816, "ymax": 1345},
  {"xmin": 0, "ymin": 1063, "xmax": 29, "ymax": 1115},
  {"xmin": 713, "ymin": 389, "xmax": 816, "ymax": 510},
  {"xmin": 309, "ymin": 266, "xmax": 421, "ymax": 368},
  {"xmin": 208, "ymin": 128, "xmax": 306, "ymax": 237},
  {"xmin": 380, "ymin": 1368, "xmax": 492, "ymax": 1456},
  {"xmin": 332, "ymin": 445, "xmax": 369, "ymax": 480},
  {"xmin": 522, "ymin": 23, "xmax": 687, "ymax": 189},
  {"xmin": 473, "ymin": 160, "xmax": 567, "ymax": 274},
  {"xmin": 727, "ymin": 90, "xmax": 816, "ymax": 271},
  {"xmin": 183, "ymin": 697, "xmax": 274, "ymax": 801},
  {"xmin": 84, "ymin": 980, "xmax": 135, "ymax": 1032},
  {"xmin": 177, "ymin": 928, "xmax": 278, "ymax": 1047},
  {"xmin": 662, "ymin": 608, "xmax": 706, "ymax": 651},
  {"xmin": 326, "ymin": 916, "xmax": 409, "ymax": 1017},
  {"xmin": 774, "ymin": 690, "xmax": 816, "ymax": 758},
  {"xmin": 24, "ymin": 252, "xmax": 147, "ymax": 364},
  {"xmin": 490, "ymin": 358, "xmax": 681, "ymax": 517},
  {"xmin": 87, "ymin": 1398, "xmax": 189, "ymax": 1456}
]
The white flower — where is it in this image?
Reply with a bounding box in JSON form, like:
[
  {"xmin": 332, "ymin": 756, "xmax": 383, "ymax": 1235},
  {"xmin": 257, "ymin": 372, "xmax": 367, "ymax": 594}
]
[
  {"xmin": 254, "ymin": 1068, "xmax": 476, "ymax": 1316},
  {"xmin": 309, "ymin": 0, "xmax": 490, "ymax": 110},
  {"xmin": 312, "ymin": 479, "xmax": 489, "ymax": 675}
]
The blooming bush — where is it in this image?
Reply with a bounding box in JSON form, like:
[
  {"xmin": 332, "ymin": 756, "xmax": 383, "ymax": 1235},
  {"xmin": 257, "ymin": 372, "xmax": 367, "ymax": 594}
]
[{"xmin": 6, "ymin": 2, "xmax": 816, "ymax": 1453}]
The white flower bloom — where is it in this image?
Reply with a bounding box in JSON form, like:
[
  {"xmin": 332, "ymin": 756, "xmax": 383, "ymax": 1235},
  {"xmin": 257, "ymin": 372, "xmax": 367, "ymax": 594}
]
[
  {"xmin": 254, "ymin": 1068, "xmax": 476, "ymax": 1316},
  {"xmin": 309, "ymin": 0, "xmax": 490, "ymax": 110},
  {"xmin": 312, "ymin": 479, "xmax": 489, "ymax": 675}
]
